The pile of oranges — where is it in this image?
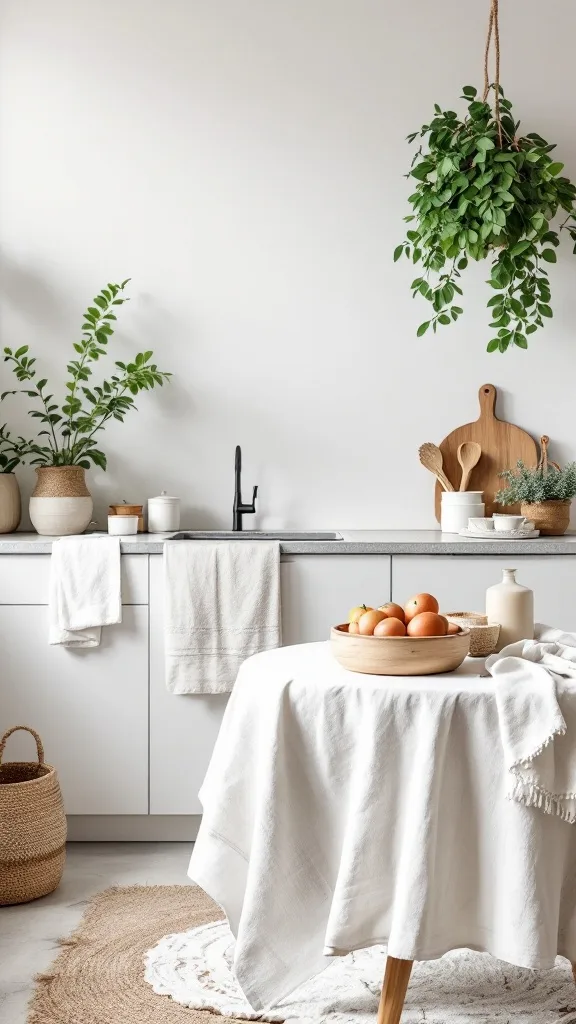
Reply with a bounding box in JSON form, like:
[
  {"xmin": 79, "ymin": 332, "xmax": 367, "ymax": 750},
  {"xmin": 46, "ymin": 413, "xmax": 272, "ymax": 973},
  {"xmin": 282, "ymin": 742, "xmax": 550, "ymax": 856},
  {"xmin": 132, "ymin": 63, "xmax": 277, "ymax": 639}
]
[{"xmin": 347, "ymin": 593, "xmax": 458, "ymax": 638}]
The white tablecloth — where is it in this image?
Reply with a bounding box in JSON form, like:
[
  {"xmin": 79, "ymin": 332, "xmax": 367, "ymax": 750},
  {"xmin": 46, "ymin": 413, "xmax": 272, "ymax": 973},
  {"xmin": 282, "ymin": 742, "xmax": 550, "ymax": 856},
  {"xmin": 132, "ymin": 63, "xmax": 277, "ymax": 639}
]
[{"xmin": 188, "ymin": 642, "xmax": 576, "ymax": 1011}]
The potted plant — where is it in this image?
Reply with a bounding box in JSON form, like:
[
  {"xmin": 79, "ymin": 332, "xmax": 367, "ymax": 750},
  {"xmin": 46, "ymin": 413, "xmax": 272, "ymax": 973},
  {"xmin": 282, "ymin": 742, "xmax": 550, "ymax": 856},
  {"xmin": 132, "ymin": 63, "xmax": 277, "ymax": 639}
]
[
  {"xmin": 395, "ymin": 0, "xmax": 576, "ymax": 352},
  {"xmin": 495, "ymin": 446, "xmax": 576, "ymax": 536},
  {"xmin": 2, "ymin": 280, "xmax": 171, "ymax": 536},
  {"xmin": 0, "ymin": 426, "xmax": 32, "ymax": 533}
]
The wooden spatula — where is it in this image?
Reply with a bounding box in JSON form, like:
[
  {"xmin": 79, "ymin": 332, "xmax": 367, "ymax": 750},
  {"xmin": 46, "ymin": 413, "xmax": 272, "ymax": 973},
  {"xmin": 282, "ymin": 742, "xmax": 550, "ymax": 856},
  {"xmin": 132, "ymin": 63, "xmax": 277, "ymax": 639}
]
[
  {"xmin": 418, "ymin": 443, "xmax": 454, "ymax": 492},
  {"xmin": 457, "ymin": 441, "xmax": 482, "ymax": 491}
]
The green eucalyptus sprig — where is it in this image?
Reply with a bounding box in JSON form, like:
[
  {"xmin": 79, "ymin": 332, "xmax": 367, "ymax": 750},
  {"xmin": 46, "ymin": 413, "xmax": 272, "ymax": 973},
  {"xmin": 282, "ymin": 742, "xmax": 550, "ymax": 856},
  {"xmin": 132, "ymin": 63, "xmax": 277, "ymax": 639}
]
[
  {"xmin": 396, "ymin": 85, "xmax": 576, "ymax": 352},
  {"xmin": 495, "ymin": 461, "xmax": 576, "ymax": 504},
  {"xmin": 2, "ymin": 280, "xmax": 171, "ymax": 469}
]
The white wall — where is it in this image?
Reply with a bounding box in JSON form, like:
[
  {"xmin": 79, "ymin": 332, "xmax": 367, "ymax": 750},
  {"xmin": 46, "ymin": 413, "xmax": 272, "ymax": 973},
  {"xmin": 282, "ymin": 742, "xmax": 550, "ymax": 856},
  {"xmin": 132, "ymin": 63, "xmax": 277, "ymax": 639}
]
[{"xmin": 1, "ymin": 0, "xmax": 575, "ymax": 529}]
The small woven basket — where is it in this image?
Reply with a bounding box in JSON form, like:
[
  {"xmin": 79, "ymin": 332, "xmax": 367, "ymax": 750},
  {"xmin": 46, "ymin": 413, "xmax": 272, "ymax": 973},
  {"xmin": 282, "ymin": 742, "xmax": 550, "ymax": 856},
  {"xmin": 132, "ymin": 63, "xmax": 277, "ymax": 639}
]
[
  {"xmin": 520, "ymin": 500, "xmax": 571, "ymax": 537},
  {"xmin": 445, "ymin": 613, "xmax": 501, "ymax": 658},
  {"xmin": 0, "ymin": 726, "xmax": 67, "ymax": 905}
]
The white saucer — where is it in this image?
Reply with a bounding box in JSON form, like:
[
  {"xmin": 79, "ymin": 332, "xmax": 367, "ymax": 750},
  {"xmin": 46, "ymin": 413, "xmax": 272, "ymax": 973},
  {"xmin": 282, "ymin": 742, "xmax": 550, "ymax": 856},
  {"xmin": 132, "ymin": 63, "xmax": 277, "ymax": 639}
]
[{"xmin": 459, "ymin": 527, "xmax": 540, "ymax": 540}]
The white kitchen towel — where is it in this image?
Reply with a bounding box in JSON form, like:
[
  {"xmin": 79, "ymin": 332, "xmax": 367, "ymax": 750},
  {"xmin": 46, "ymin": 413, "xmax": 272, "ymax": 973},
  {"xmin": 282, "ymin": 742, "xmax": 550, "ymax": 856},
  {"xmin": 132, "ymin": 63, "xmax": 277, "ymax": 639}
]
[
  {"xmin": 163, "ymin": 541, "xmax": 281, "ymax": 694},
  {"xmin": 486, "ymin": 623, "xmax": 576, "ymax": 822},
  {"xmin": 49, "ymin": 535, "xmax": 122, "ymax": 648}
]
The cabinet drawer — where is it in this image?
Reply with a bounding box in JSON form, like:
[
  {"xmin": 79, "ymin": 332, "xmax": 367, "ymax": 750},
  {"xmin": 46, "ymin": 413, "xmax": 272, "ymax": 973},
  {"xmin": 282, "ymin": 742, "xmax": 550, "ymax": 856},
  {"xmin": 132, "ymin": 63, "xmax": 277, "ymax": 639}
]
[{"xmin": 0, "ymin": 553, "xmax": 148, "ymax": 605}]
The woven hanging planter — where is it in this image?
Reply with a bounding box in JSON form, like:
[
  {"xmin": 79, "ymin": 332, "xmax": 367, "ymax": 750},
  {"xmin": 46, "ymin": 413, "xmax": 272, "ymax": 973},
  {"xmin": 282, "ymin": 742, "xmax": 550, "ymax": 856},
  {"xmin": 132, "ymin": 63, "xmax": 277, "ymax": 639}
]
[{"xmin": 0, "ymin": 726, "xmax": 67, "ymax": 905}]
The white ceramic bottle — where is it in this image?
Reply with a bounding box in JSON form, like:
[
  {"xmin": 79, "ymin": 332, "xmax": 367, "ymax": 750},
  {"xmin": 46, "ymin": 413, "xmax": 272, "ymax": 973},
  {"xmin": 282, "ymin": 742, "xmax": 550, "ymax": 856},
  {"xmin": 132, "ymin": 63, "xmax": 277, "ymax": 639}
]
[{"xmin": 486, "ymin": 568, "xmax": 534, "ymax": 651}]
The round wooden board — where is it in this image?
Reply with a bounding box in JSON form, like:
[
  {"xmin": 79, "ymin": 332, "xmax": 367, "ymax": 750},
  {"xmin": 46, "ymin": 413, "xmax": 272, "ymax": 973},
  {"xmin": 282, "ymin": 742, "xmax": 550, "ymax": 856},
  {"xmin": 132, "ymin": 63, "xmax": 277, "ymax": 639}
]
[{"xmin": 434, "ymin": 384, "xmax": 538, "ymax": 522}]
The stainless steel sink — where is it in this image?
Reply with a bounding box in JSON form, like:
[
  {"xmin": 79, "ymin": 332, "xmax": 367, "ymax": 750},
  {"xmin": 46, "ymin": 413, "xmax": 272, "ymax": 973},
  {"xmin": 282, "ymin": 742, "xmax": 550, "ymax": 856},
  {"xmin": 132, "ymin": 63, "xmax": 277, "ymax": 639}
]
[{"xmin": 170, "ymin": 531, "xmax": 342, "ymax": 541}]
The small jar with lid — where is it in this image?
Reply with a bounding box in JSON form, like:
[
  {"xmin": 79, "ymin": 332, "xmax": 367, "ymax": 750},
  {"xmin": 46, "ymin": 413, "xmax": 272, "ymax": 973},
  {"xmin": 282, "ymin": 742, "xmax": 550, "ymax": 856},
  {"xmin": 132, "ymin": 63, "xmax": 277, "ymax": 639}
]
[{"xmin": 147, "ymin": 491, "xmax": 181, "ymax": 533}]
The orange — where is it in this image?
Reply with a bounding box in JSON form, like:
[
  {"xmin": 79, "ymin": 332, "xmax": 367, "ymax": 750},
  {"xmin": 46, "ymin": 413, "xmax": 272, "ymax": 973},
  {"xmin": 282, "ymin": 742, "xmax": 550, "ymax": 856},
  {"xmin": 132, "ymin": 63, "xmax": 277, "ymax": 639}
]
[
  {"xmin": 357, "ymin": 609, "xmax": 388, "ymax": 635},
  {"xmin": 407, "ymin": 611, "xmax": 448, "ymax": 637},
  {"xmin": 373, "ymin": 617, "xmax": 406, "ymax": 637},
  {"xmin": 377, "ymin": 602, "xmax": 406, "ymax": 624},
  {"xmin": 404, "ymin": 593, "xmax": 440, "ymax": 622}
]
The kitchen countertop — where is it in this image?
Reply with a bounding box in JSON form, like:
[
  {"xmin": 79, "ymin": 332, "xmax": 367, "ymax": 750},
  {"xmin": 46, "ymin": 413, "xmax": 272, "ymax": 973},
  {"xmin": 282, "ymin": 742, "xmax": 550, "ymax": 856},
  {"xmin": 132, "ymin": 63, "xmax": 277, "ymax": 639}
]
[{"xmin": 1, "ymin": 530, "xmax": 576, "ymax": 554}]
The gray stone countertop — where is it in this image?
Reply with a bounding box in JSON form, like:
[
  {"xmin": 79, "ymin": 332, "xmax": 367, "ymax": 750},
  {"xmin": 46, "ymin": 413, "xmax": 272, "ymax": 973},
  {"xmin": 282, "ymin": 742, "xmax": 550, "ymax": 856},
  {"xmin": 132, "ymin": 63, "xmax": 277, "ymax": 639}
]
[{"xmin": 1, "ymin": 530, "xmax": 576, "ymax": 555}]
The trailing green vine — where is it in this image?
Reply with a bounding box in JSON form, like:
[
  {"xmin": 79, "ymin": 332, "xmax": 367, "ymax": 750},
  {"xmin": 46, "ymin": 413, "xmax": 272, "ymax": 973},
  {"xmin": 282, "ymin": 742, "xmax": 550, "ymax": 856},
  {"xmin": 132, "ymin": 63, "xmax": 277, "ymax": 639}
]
[{"xmin": 395, "ymin": 0, "xmax": 576, "ymax": 352}]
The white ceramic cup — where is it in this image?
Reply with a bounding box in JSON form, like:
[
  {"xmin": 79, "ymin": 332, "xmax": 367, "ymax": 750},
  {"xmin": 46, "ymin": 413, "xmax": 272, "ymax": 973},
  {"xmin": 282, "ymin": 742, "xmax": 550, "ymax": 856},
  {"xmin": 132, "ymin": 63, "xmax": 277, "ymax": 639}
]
[
  {"xmin": 492, "ymin": 514, "xmax": 526, "ymax": 532},
  {"xmin": 108, "ymin": 514, "xmax": 138, "ymax": 536},
  {"xmin": 468, "ymin": 517, "xmax": 495, "ymax": 532}
]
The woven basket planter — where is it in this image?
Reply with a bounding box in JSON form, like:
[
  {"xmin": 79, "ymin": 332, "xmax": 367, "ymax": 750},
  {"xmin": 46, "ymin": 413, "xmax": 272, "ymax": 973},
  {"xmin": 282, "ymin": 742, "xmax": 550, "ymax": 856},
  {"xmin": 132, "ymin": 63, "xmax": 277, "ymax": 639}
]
[
  {"xmin": 0, "ymin": 726, "xmax": 67, "ymax": 905},
  {"xmin": 521, "ymin": 500, "xmax": 571, "ymax": 536}
]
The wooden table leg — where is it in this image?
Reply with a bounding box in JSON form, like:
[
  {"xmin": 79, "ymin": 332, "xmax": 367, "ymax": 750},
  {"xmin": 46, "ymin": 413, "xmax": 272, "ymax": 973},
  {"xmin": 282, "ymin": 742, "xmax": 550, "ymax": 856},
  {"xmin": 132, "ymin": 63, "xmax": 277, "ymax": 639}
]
[{"xmin": 377, "ymin": 955, "xmax": 414, "ymax": 1024}]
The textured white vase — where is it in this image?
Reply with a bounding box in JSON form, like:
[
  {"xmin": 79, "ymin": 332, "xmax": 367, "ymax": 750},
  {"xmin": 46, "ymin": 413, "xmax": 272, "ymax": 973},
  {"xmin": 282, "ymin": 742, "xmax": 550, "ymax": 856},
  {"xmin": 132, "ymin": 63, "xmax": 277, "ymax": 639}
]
[
  {"xmin": 29, "ymin": 467, "xmax": 93, "ymax": 537},
  {"xmin": 0, "ymin": 473, "xmax": 21, "ymax": 533}
]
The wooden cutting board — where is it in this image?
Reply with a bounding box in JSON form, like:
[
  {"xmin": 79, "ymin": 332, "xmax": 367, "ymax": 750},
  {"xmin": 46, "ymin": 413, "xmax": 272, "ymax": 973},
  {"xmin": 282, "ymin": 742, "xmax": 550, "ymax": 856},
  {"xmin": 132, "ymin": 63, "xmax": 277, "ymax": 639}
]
[{"xmin": 434, "ymin": 384, "xmax": 538, "ymax": 521}]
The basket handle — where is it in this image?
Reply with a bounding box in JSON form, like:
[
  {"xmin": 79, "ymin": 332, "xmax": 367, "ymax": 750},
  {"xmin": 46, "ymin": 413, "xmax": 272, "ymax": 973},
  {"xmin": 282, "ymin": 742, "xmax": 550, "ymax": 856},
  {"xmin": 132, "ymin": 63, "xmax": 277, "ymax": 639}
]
[{"xmin": 0, "ymin": 726, "xmax": 45, "ymax": 766}]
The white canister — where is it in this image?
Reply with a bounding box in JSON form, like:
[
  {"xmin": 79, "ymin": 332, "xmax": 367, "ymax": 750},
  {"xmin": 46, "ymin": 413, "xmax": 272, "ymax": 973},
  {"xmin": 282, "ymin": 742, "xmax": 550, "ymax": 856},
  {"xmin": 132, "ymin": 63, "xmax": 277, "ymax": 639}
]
[
  {"xmin": 147, "ymin": 491, "xmax": 181, "ymax": 533},
  {"xmin": 108, "ymin": 514, "xmax": 138, "ymax": 536},
  {"xmin": 440, "ymin": 491, "xmax": 484, "ymax": 533},
  {"xmin": 486, "ymin": 568, "xmax": 534, "ymax": 650}
]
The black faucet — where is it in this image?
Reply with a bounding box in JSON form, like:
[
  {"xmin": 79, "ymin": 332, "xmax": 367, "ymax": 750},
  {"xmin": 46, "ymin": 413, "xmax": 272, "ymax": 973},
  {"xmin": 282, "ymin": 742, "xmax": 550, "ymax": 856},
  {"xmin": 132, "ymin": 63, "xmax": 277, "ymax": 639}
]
[{"xmin": 233, "ymin": 445, "xmax": 258, "ymax": 531}]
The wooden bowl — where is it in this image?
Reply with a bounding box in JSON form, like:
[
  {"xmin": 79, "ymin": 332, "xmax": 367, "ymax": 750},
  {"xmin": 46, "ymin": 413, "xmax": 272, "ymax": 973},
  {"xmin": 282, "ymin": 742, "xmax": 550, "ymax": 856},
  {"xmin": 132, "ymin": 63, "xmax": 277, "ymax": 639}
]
[{"xmin": 330, "ymin": 624, "xmax": 471, "ymax": 676}]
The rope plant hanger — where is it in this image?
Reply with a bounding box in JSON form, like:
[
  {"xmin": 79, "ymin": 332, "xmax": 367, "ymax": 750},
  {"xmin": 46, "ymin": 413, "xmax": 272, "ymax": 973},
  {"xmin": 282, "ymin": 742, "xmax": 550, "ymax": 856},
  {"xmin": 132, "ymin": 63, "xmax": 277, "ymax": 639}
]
[{"xmin": 395, "ymin": 0, "xmax": 576, "ymax": 353}]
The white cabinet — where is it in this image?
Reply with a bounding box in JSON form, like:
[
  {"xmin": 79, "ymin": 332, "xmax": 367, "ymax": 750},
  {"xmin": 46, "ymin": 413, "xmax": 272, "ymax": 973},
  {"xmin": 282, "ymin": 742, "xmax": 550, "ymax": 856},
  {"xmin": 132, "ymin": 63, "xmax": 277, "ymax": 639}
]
[
  {"xmin": 281, "ymin": 554, "xmax": 391, "ymax": 645},
  {"xmin": 0, "ymin": 553, "xmax": 148, "ymax": 605},
  {"xmin": 0, "ymin": 556, "xmax": 149, "ymax": 814},
  {"xmin": 149, "ymin": 553, "xmax": 391, "ymax": 814},
  {"xmin": 391, "ymin": 556, "xmax": 576, "ymax": 631}
]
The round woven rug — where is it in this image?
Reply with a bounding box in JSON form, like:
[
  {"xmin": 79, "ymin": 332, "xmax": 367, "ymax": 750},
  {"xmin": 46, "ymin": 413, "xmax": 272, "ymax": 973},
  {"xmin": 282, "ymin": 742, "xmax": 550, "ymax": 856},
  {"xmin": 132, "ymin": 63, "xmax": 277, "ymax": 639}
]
[
  {"xmin": 29, "ymin": 885, "xmax": 576, "ymax": 1024},
  {"xmin": 145, "ymin": 919, "xmax": 576, "ymax": 1024}
]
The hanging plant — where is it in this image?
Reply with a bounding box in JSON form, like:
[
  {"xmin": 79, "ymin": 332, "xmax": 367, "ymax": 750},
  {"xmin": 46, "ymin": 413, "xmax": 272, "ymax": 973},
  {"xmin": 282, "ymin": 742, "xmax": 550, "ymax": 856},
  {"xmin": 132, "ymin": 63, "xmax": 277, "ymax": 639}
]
[{"xmin": 395, "ymin": 0, "xmax": 576, "ymax": 352}]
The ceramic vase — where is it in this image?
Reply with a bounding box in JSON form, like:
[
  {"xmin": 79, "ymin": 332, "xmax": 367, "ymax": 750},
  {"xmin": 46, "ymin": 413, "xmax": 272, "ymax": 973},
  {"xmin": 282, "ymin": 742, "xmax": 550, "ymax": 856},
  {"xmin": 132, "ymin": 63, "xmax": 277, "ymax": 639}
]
[
  {"xmin": 29, "ymin": 466, "xmax": 93, "ymax": 536},
  {"xmin": 0, "ymin": 474, "xmax": 22, "ymax": 533},
  {"xmin": 486, "ymin": 568, "xmax": 534, "ymax": 651}
]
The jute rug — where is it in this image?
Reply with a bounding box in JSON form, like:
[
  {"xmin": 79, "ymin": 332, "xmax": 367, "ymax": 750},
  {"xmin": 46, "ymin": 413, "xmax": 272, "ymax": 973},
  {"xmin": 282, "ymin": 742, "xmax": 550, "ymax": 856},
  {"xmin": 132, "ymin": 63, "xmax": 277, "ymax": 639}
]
[
  {"xmin": 29, "ymin": 885, "xmax": 576, "ymax": 1024},
  {"xmin": 28, "ymin": 885, "xmax": 232, "ymax": 1024}
]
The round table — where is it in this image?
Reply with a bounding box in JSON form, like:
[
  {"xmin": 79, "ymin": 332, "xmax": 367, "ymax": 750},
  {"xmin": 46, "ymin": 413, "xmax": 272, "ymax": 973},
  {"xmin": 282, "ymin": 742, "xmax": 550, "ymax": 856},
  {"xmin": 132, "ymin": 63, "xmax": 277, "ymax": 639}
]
[{"xmin": 189, "ymin": 642, "xmax": 576, "ymax": 1022}]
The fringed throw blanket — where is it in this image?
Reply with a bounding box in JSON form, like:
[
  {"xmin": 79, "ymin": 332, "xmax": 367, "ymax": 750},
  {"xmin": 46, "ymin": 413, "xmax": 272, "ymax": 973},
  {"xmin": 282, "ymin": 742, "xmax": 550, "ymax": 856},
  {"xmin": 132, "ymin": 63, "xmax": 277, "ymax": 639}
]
[{"xmin": 486, "ymin": 624, "xmax": 576, "ymax": 823}]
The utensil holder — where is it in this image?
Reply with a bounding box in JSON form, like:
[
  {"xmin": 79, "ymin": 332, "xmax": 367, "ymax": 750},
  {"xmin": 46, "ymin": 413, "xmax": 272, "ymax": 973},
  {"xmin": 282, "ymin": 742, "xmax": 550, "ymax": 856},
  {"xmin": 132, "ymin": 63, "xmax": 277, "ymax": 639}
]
[{"xmin": 441, "ymin": 491, "xmax": 484, "ymax": 534}]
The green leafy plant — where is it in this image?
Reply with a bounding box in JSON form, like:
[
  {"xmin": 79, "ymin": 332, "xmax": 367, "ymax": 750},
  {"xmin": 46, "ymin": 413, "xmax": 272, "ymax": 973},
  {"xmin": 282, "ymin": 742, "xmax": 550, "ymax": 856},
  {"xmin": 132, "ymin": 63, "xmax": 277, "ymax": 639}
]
[
  {"xmin": 495, "ymin": 461, "xmax": 576, "ymax": 504},
  {"xmin": 0, "ymin": 425, "xmax": 33, "ymax": 474},
  {"xmin": 395, "ymin": 0, "xmax": 576, "ymax": 352},
  {"xmin": 2, "ymin": 280, "xmax": 171, "ymax": 469}
]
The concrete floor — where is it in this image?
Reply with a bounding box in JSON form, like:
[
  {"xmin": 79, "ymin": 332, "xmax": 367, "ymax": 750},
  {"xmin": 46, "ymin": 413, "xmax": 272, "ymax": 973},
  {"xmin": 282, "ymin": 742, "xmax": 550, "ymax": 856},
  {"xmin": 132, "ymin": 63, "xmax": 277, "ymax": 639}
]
[{"xmin": 0, "ymin": 842, "xmax": 193, "ymax": 1024}]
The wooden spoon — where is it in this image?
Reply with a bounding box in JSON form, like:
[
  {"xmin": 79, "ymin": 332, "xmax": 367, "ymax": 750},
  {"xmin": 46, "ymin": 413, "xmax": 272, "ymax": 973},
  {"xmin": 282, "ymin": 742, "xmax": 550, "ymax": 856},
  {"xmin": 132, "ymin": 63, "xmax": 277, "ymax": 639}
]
[
  {"xmin": 418, "ymin": 443, "xmax": 454, "ymax": 492},
  {"xmin": 457, "ymin": 441, "xmax": 482, "ymax": 491}
]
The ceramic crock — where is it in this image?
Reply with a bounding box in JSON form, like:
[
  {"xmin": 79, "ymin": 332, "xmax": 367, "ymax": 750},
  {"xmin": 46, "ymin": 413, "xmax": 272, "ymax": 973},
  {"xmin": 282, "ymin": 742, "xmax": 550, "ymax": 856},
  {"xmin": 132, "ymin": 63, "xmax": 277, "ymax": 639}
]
[
  {"xmin": 29, "ymin": 467, "xmax": 93, "ymax": 536},
  {"xmin": 0, "ymin": 474, "xmax": 22, "ymax": 533}
]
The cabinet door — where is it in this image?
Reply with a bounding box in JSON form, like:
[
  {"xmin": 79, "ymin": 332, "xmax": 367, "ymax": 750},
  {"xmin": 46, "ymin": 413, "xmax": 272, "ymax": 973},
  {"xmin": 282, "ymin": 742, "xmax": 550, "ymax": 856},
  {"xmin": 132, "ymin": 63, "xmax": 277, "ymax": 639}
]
[
  {"xmin": 0, "ymin": 605, "xmax": 149, "ymax": 813},
  {"xmin": 392, "ymin": 556, "xmax": 576, "ymax": 631},
  {"xmin": 149, "ymin": 555, "xmax": 229, "ymax": 815},
  {"xmin": 281, "ymin": 555, "xmax": 391, "ymax": 645}
]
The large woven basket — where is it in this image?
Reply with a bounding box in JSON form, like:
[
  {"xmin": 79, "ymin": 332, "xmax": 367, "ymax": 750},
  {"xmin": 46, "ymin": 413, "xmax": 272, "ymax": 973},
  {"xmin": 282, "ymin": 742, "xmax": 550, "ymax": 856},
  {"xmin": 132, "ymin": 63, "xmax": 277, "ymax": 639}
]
[{"xmin": 0, "ymin": 726, "xmax": 67, "ymax": 905}]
